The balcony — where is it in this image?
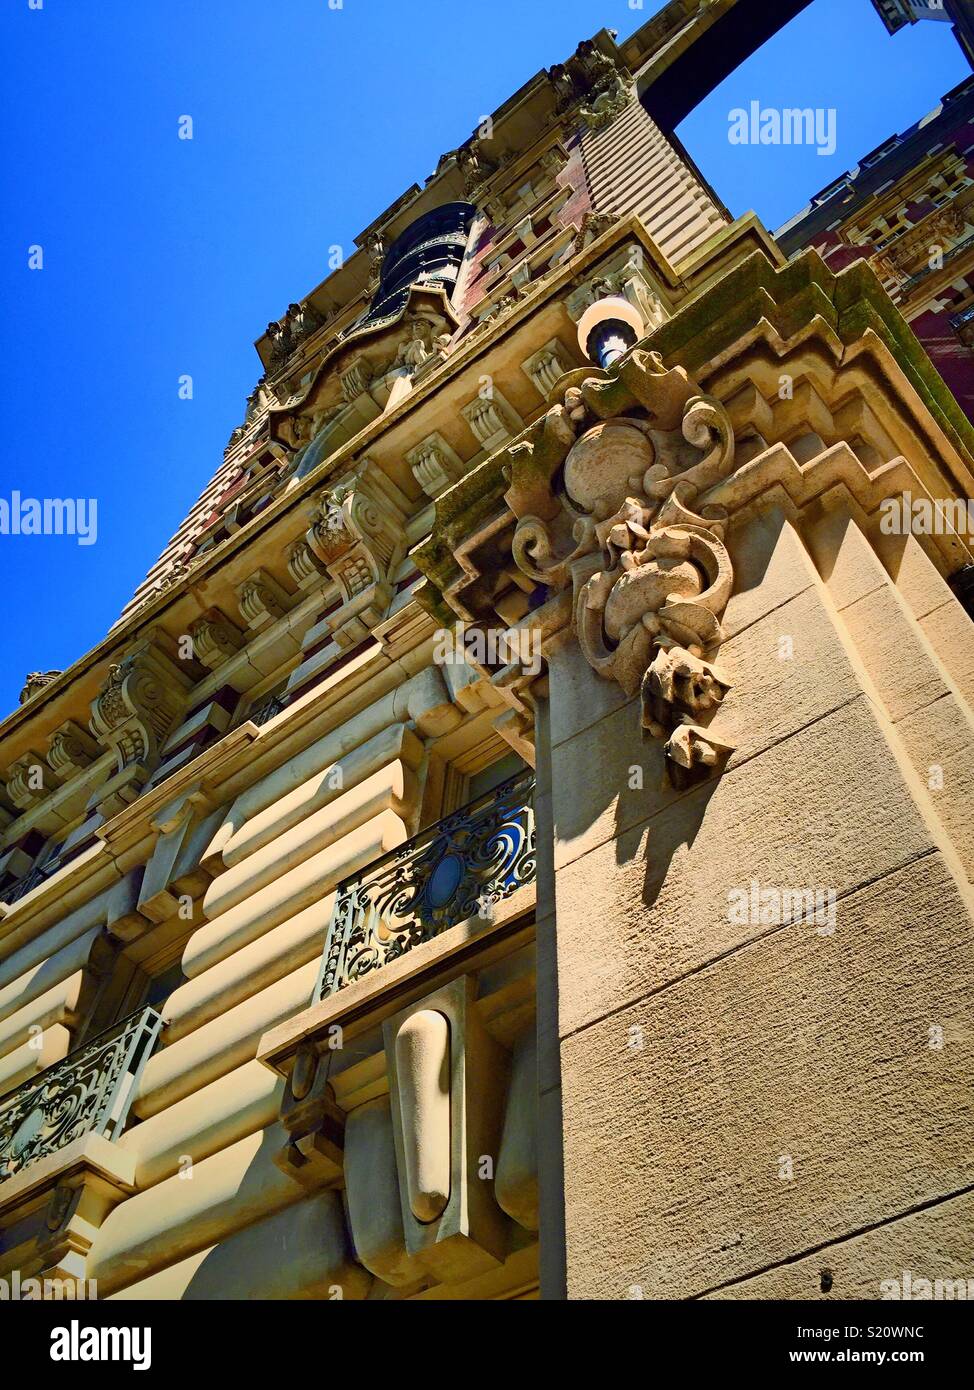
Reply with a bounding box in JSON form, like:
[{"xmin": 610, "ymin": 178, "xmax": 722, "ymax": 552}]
[
  {"xmin": 316, "ymin": 769, "xmax": 536, "ymax": 999},
  {"xmin": 3, "ymin": 864, "xmax": 48, "ymax": 905},
  {"xmin": 248, "ymin": 692, "xmax": 288, "ymax": 727},
  {"xmin": 0, "ymin": 1006, "xmax": 162, "ymax": 1183}
]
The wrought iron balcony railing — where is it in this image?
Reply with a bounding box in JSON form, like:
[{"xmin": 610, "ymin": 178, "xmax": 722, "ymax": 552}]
[
  {"xmin": 0, "ymin": 1006, "xmax": 163, "ymax": 1183},
  {"xmin": 3, "ymin": 864, "xmax": 48, "ymax": 905},
  {"xmin": 316, "ymin": 769, "xmax": 536, "ymax": 999},
  {"xmin": 248, "ymin": 692, "xmax": 288, "ymax": 727}
]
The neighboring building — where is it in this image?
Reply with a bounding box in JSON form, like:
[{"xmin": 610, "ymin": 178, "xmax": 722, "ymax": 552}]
[
  {"xmin": 778, "ymin": 77, "xmax": 974, "ymax": 423},
  {"xmin": 870, "ymin": 0, "xmax": 974, "ymax": 68},
  {"xmin": 1, "ymin": 0, "xmax": 973, "ymax": 1302}
]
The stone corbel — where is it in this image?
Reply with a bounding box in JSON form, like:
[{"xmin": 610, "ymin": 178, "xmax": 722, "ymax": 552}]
[
  {"xmin": 47, "ymin": 721, "xmax": 100, "ymax": 782},
  {"xmin": 493, "ymin": 706, "xmax": 536, "ymax": 767},
  {"xmin": 521, "ymin": 338, "xmax": 575, "ymax": 399},
  {"xmin": 287, "ymin": 538, "xmax": 327, "ymax": 592},
  {"xmin": 88, "ymin": 635, "xmax": 195, "ymax": 810},
  {"xmin": 461, "ymin": 388, "xmax": 523, "ymax": 453},
  {"xmin": 6, "ymin": 751, "xmax": 58, "ymax": 812},
  {"xmin": 340, "ymin": 357, "xmax": 373, "ymax": 405},
  {"xmin": 137, "ymin": 789, "xmax": 219, "ymax": 924},
  {"xmin": 102, "ymin": 868, "xmax": 157, "ymax": 946},
  {"xmin": 413, "ymin": 347, "xmax": 744, "ymax": 789},
  {"xmin": 190, "ymin": 609, "xmax": 244, "ymax": 671},
  {"xmin": 305, "ymin": 464, "xmax": 409, "ymax": 641},
  {"xmin": 276, "ymin": 1043, "xmax": 345, "ymax": 1188},
  {"xmin": 237, "ymin": 569, "xmax": 293, "ymax": 631},
  {"xmin": 406, "ymin": 432, "xmax": 466, "ymax": 500},
  {"xmin": 0, "ymin": 1156, "xmax": 137, "ymax": 1293},
  {"xmin": 507, "ymin": 361, "xmax": 739, "ymax": 783}
]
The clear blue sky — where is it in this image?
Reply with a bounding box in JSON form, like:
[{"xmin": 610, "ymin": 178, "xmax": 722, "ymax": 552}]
[{"xmin": 0, "ymin": 0, "xmax": 967, "ymax": 717}]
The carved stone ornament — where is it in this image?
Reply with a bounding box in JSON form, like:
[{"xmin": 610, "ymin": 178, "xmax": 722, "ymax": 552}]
[
  {"xmin": 19, "ymin": 670, "xmax": 61, "ymax": 705},
  {"xmin": 457, "ymin": 138, "xmax": 498, "ymax": 196},
  {"xmin": 505, "ymin": 348, "xmax": 738, "ymax": 783},
  {"xmin": 547, "ymin": 39, "xmax": 633, "ymax": 132},
  {"xmin": 47, "ymin": 720, "xmax": 100, "ymax": 779},
  {"xmin": 6, "ymin": 751, "xmax": 52, "ymax": 811},
  {"xmin": 365, "ymin": 232, "xmax": 387, "ymax": 295},
  {"xmin": 266, "ymin": 300, "xmax": 325, "ymax": 374},
  {"xmin": 305, "ymin": 463, "xmax": 408, "ymax": 628},
  {"xmin": 577, "ymin": 62, "xmax": 632, "ymax": 132},
  {"xmin": 89, "ymin": 637, "xmax": 193, "ymax": 775}
]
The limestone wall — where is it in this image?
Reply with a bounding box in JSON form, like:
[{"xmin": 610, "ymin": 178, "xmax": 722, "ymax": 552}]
[{"xmin": 547, "ymin": 505, "xmax": 974, "ymax": 1298}]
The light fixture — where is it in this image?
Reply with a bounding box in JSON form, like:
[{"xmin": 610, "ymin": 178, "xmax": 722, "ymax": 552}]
[{"xmin": 576, "ymin": 295, "xmax": 644, "ymax": 369}]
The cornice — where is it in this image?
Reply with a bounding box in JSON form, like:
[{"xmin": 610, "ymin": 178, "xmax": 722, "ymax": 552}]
[
  {"xmin": 0, "ymin": 214, "xmax": 678, "ymax": 752},
  {"xmin": 93, "ymin": 721, "xmax": 261, "ymax": 861},
  {"xmin": 412, "ymin": 247, "xmax": 974, "ymax": 629}
]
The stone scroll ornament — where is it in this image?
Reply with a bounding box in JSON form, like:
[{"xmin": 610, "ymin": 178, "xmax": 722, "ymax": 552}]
[{"xmin": 506, "ymin": 349, "xmax": 737, "ymax": 786}]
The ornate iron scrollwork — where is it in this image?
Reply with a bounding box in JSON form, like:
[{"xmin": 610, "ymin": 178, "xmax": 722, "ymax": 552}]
[
  {"xmin": 316, "ymin": 770, "xmax": 536, "ymax": 998},
  {"xmin": 248, "ymin": 692, "xmax": 287, "ymax": 728},
  {"xmin": 0, "ymin": 1006, "xmax": 163, "ymax": 1182}
]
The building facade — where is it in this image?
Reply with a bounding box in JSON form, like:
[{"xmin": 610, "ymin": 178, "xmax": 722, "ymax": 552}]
[
  {"xmin": 778, "ymin": 75, "xmax": 974, "ymax": 428},
  {"xmin": 870, "ymin": 0, "xmax": 974, "ymax": 69},
  {"xmin": 1, "ymin": 0, "xmax": 973, "ymax": 1301}
]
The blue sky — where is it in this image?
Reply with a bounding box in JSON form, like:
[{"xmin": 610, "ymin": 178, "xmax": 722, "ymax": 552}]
[{"xmin": 0, "ymin": 0, "xmax": 967, "ymax": 717}]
